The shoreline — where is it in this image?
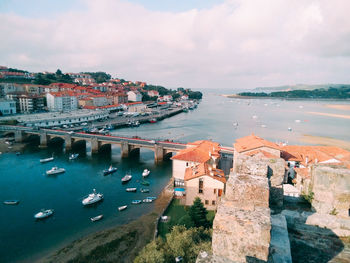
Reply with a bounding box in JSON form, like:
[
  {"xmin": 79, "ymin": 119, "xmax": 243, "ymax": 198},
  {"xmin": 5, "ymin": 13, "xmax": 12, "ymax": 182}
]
[
  {"xmin": 38, "ymin": 178, "xmax": 174, "ymax": 263},
  {"xmin": 300, "ymin": 134, "xmax": 350, "ymax": 151},
  {"xmin": 222, "ymin": 94, "xmax": 350, "ymax": 101}
]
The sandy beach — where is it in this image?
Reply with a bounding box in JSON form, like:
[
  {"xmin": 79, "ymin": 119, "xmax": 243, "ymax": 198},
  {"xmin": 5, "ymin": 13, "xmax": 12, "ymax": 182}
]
[
  {"xmin": 300, "ymin": 134, "xmax": 350, "ymax": 150},
  {"xmin": 307, "ymin": 111, "xmax": 350, "ymax": 119},
  {"xmin": 325, "ymin": 104, "xmax": 350, "ymax": 111}
]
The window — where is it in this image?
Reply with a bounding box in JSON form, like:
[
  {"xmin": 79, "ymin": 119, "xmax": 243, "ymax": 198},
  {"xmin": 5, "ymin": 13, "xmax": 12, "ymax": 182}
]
[
  {"xmin": 205, "ymin": 200, "xmax": 209, "ymax": 205},
  {"xmin": 214, "ymin": 189, "xmax": 216, "ymax": 194},
  {"xmin": 186, "ymin": 162, "xmax": 189, "ymax": 167},
  {"xmin": 198, "ymin": 179, "xmax": 203, "ymax": 194},
  {"xmin": 212, "ymin": 200, "xmax": 216, "ymax": 205}
]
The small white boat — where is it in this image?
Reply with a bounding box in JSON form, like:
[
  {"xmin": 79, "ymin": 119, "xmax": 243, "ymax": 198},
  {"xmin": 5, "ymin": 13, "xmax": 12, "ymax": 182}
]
[
  {"xmin": 34, "ymin": 209, "xmax": 54, "ymax": 219},
  {"xmin": 69, "ymin": 153, "xmax": 79, "ymax": 160},
  {"xmin": 40, "ymin": 156, "xmax": 54, "ymax": 163},
  {"xmin": 142, "ymin": 169, "xmax": 150, "ymax": 177},
  {"xmin": 146, "ymin": 197, "xmax": 157, "ymax": 200},
  {"xmin": 126, "ymin": 188, "xmax": 137, "ymax": 192},
  {"xmin": 121, "ymin": 174, "xmax": 132, "ymax": 183},
  {"xmin": 288, "ymin": 127, "xmax": 292, "ymax": 131},
  {"xmin": 103, "ymin": 165, "xmax": 117, "ymax": 175},
  {"xmin": 140, "ymin": 188, "xmax": 149, "ymax": 193},
  {"xmin": 131, "ymin": 200, "xmax": 142, "ymax": 204},
  {"xmin": 91, "ymin": 214, "xmax": 103, "ymax": 222},
  {"xmin": 143, "ymin": 199, "xmax": 153, "ymax": 203},
  {"xmin": 118, "ymin": 205, "xmax": 127, "ymax": 211},
  {"xmin": 3, "ymin": 200, "xmax": 20, "ymax": 205},
  {"xmin": 82, "ymin": 189, "xmax": 103, "ymax": 206},
  {"xmin": 46, "ymin": 167, "xmax": 65, "ymax": 175}
]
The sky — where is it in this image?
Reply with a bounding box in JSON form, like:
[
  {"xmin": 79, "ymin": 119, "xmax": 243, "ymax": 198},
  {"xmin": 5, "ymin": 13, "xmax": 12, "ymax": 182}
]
[{"xmin": 1, "ymin": 0, "xmax": 350, "ymax": 90}]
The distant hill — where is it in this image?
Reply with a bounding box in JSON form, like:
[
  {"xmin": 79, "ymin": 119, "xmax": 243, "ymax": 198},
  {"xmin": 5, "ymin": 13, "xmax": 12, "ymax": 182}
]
[
  {"xmin": 238, "ymin": 85, "xmax": 350, "ymax": 99},
  {"xmin": 254, "ymin": 84, "xmax": 350, "ymax": 93}
]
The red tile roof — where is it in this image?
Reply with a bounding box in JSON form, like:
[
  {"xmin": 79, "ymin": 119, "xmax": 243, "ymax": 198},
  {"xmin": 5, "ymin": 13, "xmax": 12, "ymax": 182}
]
[
  {"xmin": 184, "ymin": 163, "xmax": 226, "ymax": 183},
  {"xmin": 172, "ymin": 140, "xmax": 221, "ymax": 162},
  {"xmin": 234, "ymin": 134, "xmax": 280, "ymax": 153}
]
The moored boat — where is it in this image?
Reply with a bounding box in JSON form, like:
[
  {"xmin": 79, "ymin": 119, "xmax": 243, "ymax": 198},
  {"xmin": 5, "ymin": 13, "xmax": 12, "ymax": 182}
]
[
  {"xmin": 82, "ymin": 189, "xmax": 103, "ymax": 206},
  {"xmin": 103, "ymin": 165, "xmax": 117, "ymax": 175},
  {"xmin": 40, "ymin": 156, "xmax": 54, "ymax": 163},
  {"xmin": 140, "ymin": 188, "xmax": 149, "ymax": 193},
  {"xmin": 118, "ymin": 205, "xmax": 127, "ymax": 211},
  {"xmin": 140, "ymin": 180, "xmax": 150, "ymax": 186},
  {"xmin": 142, "ymin": 169, "xmax": 150, "ymax": 177},
  {"xmin": 69, "ymin": 153, "xmax": 79, "ymax": 160},
  {"xmin": 131, "ymin": 200, "xmax": 142, "ymax": 204},
  {"xmin": 149, "ymin": 118, "xmax": 157, "ymax": 123},
  {"xmin": 126, "ymin": 187, "xmax": 137, "ymax": 192},
  {"xmin": 121, "ymin": 174, "xmax": 132, "ymax": 183},
  {"xmin": 34, "ymin": 209, "xmax": 54, "ymax": 219},
  {"xmin": 143, "ymin": 198, "xmax": 153, "ymax": 203},
  {"xmin": 46, "ymin": 167, "xmax": 65, "ymax": 175},
  {"xmin": 146, "ymin": 196, "xmax": 157, "ymax": 200},
  {"xmin": 3, "ymin": 200, "xmax": 20, "ymax": 205},
  {"xmin": 91, "ymin": 214, "xmax": 103, "ymax": 222}
]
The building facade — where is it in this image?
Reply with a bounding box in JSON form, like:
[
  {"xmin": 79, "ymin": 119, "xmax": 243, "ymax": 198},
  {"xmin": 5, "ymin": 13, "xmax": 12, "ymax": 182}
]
[
  {"xmin": 46, "ymin": 92, "xmax": 78, "ymax": 111},
  {"xmin": 0, "ymin": 99, "xmax": 16, "ymax": 115}
]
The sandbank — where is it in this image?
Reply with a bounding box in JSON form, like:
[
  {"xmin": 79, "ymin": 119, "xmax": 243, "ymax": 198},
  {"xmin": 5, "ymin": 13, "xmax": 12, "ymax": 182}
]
[
  {"xmin": 325, "ymin": 104, "xmax": 350, "ymax": 111},
  {"xmin": 300, "ymin": 134, "xmax": 350, "ymax": 151},
  {"xmin": 307, "ymin": 111, "xmax": 350, "ymax": 119}
]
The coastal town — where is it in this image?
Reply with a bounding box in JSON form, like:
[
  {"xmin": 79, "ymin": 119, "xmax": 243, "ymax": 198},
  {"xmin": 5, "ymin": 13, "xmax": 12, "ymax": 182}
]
[{"xmin": 0, "ymin": 66, "xmax": 201, "ymax": 132}]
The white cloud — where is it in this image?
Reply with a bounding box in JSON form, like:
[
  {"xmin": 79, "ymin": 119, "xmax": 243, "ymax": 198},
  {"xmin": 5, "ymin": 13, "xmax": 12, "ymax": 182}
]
[{"xmin": 1, "ymin": 0, "xmax": 350, "ymax": 89}]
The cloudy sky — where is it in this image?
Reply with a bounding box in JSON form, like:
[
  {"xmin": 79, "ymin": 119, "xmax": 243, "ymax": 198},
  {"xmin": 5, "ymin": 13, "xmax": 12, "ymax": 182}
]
[{"xmin": 1, "ymin": 0, "xmax": 350, "ymax": 90}]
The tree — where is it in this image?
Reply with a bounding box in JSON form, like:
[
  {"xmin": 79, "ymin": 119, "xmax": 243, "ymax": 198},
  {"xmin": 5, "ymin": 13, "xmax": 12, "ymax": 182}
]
[
  {"xmin": 189, "ymin": 197, "xmax": 210, "ymax": 228},
  {"xmin": 177, "ymin": 214, "xmax": 194, "ymax": 229},
  {"xmin": 56, "ymin": 69, "xmax": 63, "ymax": 75},
  {"xmin": 134, "ymin": 226, "xmax": 211, "ymax": 263}
]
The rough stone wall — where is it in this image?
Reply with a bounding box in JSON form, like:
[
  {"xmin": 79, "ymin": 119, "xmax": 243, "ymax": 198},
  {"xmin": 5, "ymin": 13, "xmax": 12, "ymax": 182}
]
[
  {"xmin": 233, "ymin": 153, "xmax": 285, "ymax": 208},
  {"xmin": 311, "ymin": 165, "xmax": 350, "ymax": 218},
  {"xmin": 212, "ymin": 153, "xmax": 271, "ymax": 262}
]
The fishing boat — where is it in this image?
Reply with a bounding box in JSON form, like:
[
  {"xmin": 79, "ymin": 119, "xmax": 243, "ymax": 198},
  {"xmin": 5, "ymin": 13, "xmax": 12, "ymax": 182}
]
[
  {"xmin": 103, "ymin": 165, "xmax": 118, "ymax": 175},
  {"xmin": 34, "ymin": 209, "xmax": 54, "ymax": 219},
  {"xmin": 140, "ymin": 188, "xmax": 150, "ymax": 193},
  {"xmin": 131, "ymin": 200, "xmax": 142, "ymax": 204},
  {"xmin": 46, "ymin": 167, "xmax": 65, "ymax": 175},
  {"xmin": 146, "ymin": 197, "xmax": 157, "ymax": 200},
  {"xmin": 142, "ymin": 169, "xmax": 150, "ymax": 177},
  {"xmin": 69, "ymin": 153, "xmax": 79, "ymax": 160},
  {"xmin": 121, "ymin": 174, "xmax": 132, "ymax": 183},
  {"xmin": 40, "ymin": 156, "xmax": 54, "ymax": 163},
  {"xmin": 126, "ymin": 187, "xmax": 137, "ymax": 192},
  {"xmin": 118, "ymin": 205, "xmax": 127, "ymax": 211},
  {"xmin": 143, "ymin": 199, "xmax": 153, "ymax": 203},
  {"xmin": 149, "ymin": 118, "xmax": 157, "ymax": 123},
  {"xmin": 140, "ymin": 180, "xmax": 150, "ymax": 186},
  {"xmin": 3, "ymin": 200, "xmax": 20, "ymax": 205},
  {"xmin": 91, "ymin": 214, "xmax": 103, "ymax": 222},
  {"xmin": 82, "ymin": 189, "xmax": 103, "ymax": 206}
]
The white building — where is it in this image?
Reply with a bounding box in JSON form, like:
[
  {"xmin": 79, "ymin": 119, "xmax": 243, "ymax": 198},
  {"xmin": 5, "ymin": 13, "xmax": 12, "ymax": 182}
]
[
  {"xmin": 127, "ymin": 91, "xmax": 142, "ymax": 102},
  {"xmin": 0, "ymin": 99, "xmax": 16, "ymax": 115},
  {"xmin": 46, "ymin": 92, "xmax": 78, "ymax": 112}
]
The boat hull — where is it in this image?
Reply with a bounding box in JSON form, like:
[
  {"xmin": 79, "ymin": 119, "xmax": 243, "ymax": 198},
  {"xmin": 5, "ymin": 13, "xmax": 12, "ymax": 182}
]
[
  {"xmin": 3, "ymin": 200, "xmax": 19, "ymax": 205},
  {"xmin": 103, "ymin": 168, "xmax": 117, "ymax": 175},
  {"xmin": 91, "ymin": 215, "xmax": 103, "ymax": 222}
]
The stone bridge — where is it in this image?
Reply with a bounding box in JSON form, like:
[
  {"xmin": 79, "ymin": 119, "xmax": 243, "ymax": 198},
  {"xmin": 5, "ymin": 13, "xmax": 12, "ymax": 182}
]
[{"xmin": 0, "ymin": 125, "xmax": 186, "ymax": 163}]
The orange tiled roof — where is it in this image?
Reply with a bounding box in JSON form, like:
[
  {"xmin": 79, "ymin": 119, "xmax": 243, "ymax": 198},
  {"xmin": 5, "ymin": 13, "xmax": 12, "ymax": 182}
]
[
  {"xmin": 172, "ymin": 140, "xmax": 221, "ymax": 162},
  {"xmin": 184, "ymin": 163, "xmax": 226, "ymax": 183},
  {"xmin": 234, "ymin": 134, "xmax": 280, "ymax": 153},
  {"xmin": 281, "ymin": 145, "xmax": 350, "ymax": 167}
]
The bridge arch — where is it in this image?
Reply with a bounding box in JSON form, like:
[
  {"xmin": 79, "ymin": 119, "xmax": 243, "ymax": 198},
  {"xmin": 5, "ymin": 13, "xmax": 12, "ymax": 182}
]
[
  {"xmin": 48, "ymin": 136, "xmax": 65, "ymax": 147},
  {"xmin": 72, "ymin": 139, "xmax": 87, "ymax": 152}
]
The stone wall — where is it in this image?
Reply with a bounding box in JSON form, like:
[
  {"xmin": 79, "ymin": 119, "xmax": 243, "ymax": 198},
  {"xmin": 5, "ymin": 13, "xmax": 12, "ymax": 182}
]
[
  {"xmin": 311, "ymin": 165, "xmax": 350, "ymax": 218},
  {"xmin": 212, "ymin": 153, "xmax": 272, "ymax": 262}
]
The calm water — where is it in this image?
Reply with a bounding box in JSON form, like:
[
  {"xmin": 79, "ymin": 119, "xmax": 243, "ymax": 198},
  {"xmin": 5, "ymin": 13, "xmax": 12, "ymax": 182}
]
[{"xmin": 1, "ymin": 91, "xmax": 350, "ymax": 262}]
